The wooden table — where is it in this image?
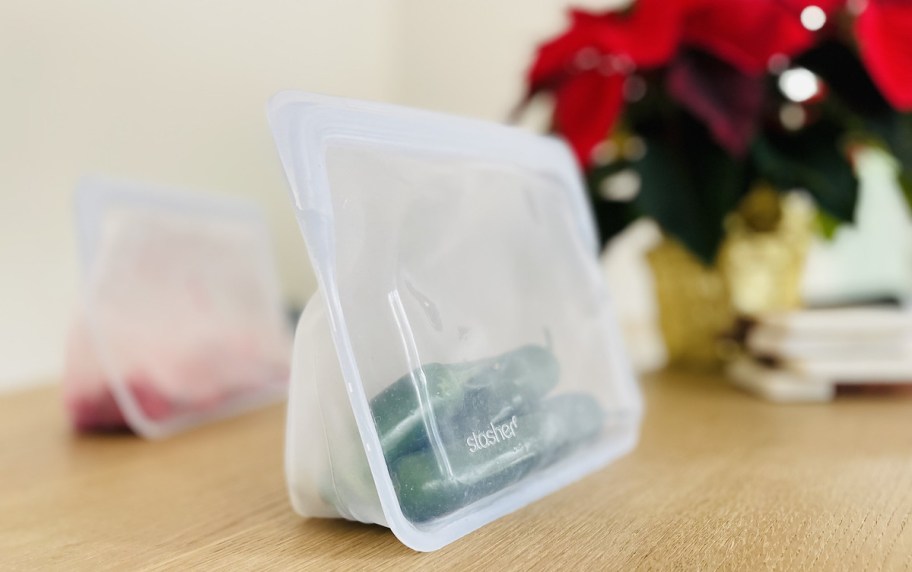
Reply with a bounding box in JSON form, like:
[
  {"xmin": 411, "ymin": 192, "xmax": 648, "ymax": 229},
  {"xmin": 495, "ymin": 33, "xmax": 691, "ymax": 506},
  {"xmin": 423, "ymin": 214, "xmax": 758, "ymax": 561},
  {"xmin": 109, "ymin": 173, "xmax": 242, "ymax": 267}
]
[{"xmin": 3, "ymin": 371, "xmax": 912, "ymax": 570}]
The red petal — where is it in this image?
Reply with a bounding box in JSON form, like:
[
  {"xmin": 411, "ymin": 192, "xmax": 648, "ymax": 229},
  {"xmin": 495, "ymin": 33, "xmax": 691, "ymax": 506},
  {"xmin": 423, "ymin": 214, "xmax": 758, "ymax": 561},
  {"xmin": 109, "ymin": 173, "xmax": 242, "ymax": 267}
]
[
  {"xmin": 527, "ymin": 2, "xmax": 683, "ymax": 94},
  {"xmin": 527, "ymin": 15, "xmax": 601, "ymax": 91},
  {"xmin": 572, "ymin": 0, "xmax": 684, "ymax": 67},
  {"xmin": 683, "ymin": 0, "xmax": 816, "ymax": 74},
  {"xmin": 857, "ymin": 1, "xmax": 912, "ymax": 110},
  {"xmin": 553, "ymin": 71, "xmax": 626, "ymax": 165},
  {"xmin": 666, "ymin": 51, "xmax": 766, "ymax": 156}
]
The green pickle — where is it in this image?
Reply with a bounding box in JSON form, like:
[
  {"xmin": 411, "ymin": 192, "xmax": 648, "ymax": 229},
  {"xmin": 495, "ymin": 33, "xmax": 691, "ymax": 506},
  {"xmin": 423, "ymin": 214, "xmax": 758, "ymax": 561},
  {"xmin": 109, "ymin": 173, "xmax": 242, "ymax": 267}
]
[
  {"xmin": 367, "ymin": 345, "xmax": 604, "ymax": 523},
  {"xmin": 370, "ymin": 345, "xmax": 559, "ymax": 461},
  {"xmin": 392, "ymin": 394, "xmax": 604, "ymax": 522}
]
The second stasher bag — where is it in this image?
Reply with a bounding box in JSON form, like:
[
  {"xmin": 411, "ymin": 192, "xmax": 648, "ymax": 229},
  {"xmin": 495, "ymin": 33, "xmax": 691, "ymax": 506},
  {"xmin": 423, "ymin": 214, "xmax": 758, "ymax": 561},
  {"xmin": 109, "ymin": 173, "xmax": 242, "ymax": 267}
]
[{"xmin": 269, "ymin": 92, "xmax": 642, "ymax": 551}]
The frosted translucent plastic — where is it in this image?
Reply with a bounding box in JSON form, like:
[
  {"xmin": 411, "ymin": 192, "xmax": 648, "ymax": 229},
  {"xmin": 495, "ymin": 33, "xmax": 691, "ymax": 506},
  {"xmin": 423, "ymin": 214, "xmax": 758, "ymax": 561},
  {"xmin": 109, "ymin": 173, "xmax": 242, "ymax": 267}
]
[
  {"xmin": 270, "ymin": 93, "xmax": 642, "ymax": 551},
  {"xmin": 63, "ymin": 179, "xmax": 292, "ymax": 438}
]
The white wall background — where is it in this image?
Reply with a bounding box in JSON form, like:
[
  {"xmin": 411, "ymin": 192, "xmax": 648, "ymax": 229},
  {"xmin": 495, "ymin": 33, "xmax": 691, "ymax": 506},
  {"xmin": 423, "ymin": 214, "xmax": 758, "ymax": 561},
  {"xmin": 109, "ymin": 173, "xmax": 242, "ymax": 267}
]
[
  {"xmin": 0, "ymin": 0, "xmax": 613, "ymax": 391},
  {"xmin": 5, "ymin": 0, "xmax": 904, "ymax": 393}
]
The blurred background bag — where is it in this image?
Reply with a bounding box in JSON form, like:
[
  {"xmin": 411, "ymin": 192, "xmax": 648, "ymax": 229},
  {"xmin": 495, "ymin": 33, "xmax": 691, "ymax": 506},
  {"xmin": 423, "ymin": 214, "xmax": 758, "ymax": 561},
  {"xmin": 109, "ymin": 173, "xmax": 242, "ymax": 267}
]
[{"xmin": 63, "ymin": 178, "xmax": 292, "ymax": 438}]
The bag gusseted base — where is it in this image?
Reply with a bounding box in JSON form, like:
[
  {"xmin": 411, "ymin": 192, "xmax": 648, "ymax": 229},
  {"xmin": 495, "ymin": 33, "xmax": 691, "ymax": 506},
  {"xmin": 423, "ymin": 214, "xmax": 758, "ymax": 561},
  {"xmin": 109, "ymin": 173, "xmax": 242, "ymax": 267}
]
[{"xmin": 271, "ymin": 92, "xmax": 643, "ymax": 551}]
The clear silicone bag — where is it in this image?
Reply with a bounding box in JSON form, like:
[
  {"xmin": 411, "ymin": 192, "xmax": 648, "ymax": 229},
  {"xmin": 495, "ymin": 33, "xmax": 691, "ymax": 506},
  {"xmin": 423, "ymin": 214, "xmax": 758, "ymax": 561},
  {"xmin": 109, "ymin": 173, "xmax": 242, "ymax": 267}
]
[
  {"xmin": 63, "ymin": 178, "xmax": 292, "ymax": 438},
  {"xmin": 269, "ymin": 92, "xmax": 642, "ymax": 551}
]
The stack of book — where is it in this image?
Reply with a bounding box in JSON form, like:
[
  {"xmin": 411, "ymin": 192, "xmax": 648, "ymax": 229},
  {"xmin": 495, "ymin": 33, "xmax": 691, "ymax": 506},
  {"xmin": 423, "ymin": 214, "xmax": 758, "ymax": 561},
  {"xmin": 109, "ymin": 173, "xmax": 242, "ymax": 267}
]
[{"xmin": 728, "ymin": 306, "xmax": 912, "ymax": 402}]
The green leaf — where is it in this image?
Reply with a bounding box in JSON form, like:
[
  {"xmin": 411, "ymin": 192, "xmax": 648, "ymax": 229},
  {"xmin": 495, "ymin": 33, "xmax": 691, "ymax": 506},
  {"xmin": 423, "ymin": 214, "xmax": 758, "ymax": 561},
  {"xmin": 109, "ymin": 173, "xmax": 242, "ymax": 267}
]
[
  {"xmin": 752, "ymin": 121, "xmax": 858, "ymax": 223},
  {"xmin": 815, "ymin": 210, "xmax": 840, "ymax": 241},
  {"xmin": 797, "ymin": 40, "xmax": 910, "ymax": 214},
  {"xmin": 590, "ymin": 199, "xmax": 637, "ymax": 250},
  {"xmin": 899, "ymin": 170, "xmax": 912, "ymax": 211},
  {"xmin": 797, "ymin": 41, "xmax": 891, "ymax": 117},
  {"xmin": 872, "ymin": 114, "xmax": 912, "ymax": 212},
  {"xmin": 633, "ymin": 113, "xmax": 747, "ymax": 264},
  {"xmin": 585, "ymin": 161, "xmax": 638, "ymax": 250}
]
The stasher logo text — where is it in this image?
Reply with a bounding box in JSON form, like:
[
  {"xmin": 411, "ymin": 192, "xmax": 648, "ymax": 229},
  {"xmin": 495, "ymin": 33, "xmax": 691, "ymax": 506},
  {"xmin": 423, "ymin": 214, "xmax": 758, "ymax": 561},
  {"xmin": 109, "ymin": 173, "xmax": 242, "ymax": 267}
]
[{"xmin": 466, "ymin": 416, "xmax": 519, "ymax": 453}]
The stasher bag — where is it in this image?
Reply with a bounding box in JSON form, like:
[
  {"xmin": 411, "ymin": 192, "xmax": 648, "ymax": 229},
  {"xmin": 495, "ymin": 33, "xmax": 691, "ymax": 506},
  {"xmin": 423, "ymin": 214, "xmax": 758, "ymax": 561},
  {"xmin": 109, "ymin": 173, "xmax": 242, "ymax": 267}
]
[
  {"xmin": 269, "ymin": 93, "xmax": 642, "ymax": 551},
  {"xmin": 64, "ymin": 178, "xmax": 292, "ymax": 438}
]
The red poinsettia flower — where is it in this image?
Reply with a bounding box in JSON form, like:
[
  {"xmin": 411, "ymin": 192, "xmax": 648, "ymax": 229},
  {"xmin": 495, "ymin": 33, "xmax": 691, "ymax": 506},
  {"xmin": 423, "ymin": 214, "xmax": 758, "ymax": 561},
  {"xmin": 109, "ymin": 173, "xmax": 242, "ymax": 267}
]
[
  {"xmin": 683, "ymin": 0, "xmax": 817, "ymax": 74},
  {"xmin": 666, "ymin": 51, "xmax": 767, "ymax": 156},
  {"xmin": 856, "ymin": 0, "xmax": 912, "ymax": 110},
  {"xmin": 780, "ymin": 0, "xmax": 912, "ymax": 110},
  {"xmin": 526, "ymin": 0, "xmax": 819, "ymax": 165},
  {"xmin": 526, "ymin": 1, "xmax": 683, "ymax": 164}
]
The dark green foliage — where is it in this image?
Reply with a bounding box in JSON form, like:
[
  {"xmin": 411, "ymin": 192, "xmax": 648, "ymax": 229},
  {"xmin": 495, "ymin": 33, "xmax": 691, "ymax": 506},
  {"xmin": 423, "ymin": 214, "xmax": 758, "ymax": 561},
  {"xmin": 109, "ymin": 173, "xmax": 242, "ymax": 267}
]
[{"xmin": 752, "ymin": 121, "xmax": 858, "ymax": 223}]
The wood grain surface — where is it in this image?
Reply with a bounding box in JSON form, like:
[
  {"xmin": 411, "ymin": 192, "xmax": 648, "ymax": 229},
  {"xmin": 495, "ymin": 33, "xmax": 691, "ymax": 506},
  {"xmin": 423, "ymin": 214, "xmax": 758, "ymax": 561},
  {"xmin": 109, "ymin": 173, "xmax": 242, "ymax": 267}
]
[{"xmin": 3, "ymin": 371, "xmax": 912, "ymax": 570}]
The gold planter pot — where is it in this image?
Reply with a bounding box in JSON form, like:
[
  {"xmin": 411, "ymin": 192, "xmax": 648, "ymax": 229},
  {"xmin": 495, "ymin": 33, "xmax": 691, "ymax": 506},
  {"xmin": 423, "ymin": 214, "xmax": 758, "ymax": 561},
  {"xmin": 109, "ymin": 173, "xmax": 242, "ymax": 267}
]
[{"xmin": 648, "ymin": 190, "xmax": 814, "ymax": 369}]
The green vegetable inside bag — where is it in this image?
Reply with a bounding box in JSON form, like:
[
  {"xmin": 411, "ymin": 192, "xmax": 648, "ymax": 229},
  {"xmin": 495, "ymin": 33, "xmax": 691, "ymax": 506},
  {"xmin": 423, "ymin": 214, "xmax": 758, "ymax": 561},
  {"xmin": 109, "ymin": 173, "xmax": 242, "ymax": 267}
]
[
  {"xmin": 370, "ymin": 345, "xmax": 560, "ymax": 462},
  {"xmin": 367, "ymin": 345, "xmax": 605, "ymax": 522},
  {"xmin": 392, "ymin": 394, "xmax": 604, "ymax": 522}
]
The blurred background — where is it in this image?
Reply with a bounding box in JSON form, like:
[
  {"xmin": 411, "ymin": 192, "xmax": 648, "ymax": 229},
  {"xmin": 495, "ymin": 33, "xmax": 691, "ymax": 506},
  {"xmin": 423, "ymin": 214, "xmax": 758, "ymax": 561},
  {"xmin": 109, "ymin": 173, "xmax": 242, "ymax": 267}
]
[
  {"xmin": 0, "ymin": 0, "xmax": 616, "ymax": 391},
  {"xmin": 3, "ymin": 0, "xmax": 912, "ymax": 397}
]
